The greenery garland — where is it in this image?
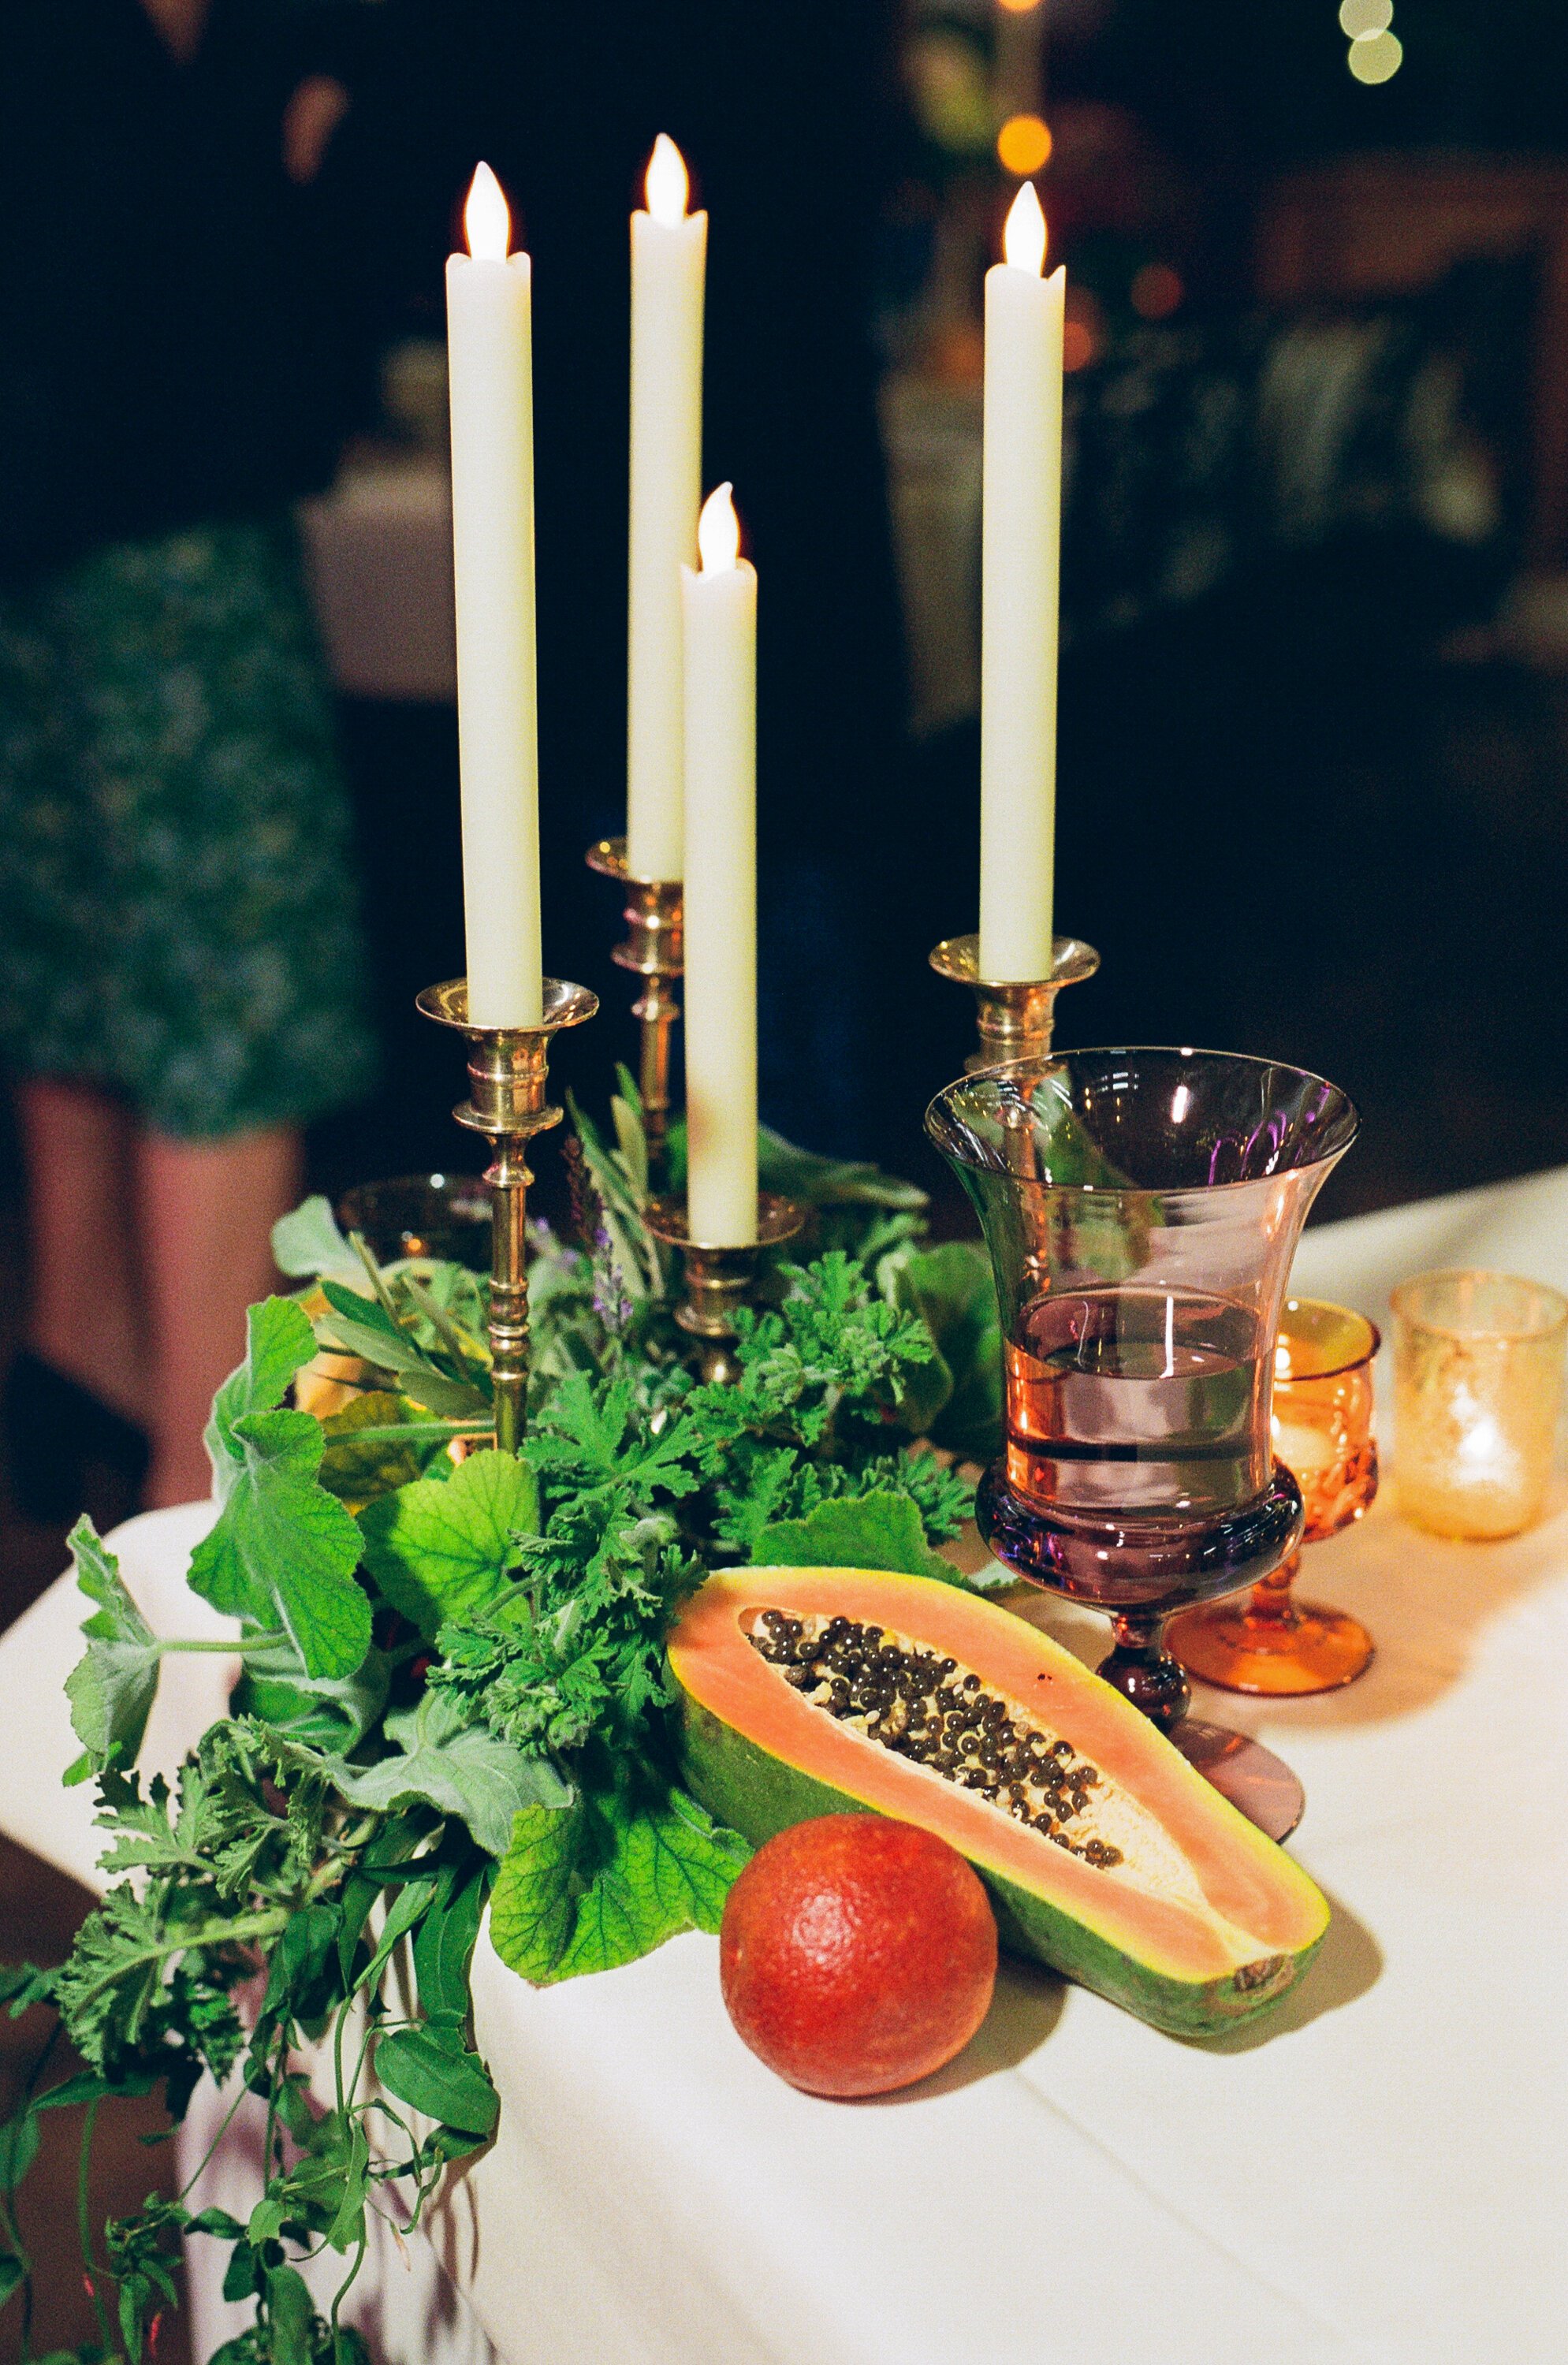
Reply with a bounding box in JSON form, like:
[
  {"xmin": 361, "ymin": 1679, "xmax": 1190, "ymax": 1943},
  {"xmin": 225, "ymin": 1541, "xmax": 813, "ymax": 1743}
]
[{"xmin": 0, "ymin": 1078, "xmax": 1003, "ymax": 2365}]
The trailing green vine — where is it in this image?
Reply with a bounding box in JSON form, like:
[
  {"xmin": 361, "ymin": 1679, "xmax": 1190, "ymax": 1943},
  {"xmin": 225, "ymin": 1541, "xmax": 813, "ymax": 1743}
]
[{"xmin": 0, "ymin": 1078, "xmax": 1004, "ymax": 2363}]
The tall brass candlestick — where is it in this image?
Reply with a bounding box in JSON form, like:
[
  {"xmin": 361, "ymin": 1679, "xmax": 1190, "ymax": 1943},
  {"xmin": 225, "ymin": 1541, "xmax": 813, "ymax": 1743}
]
[
  {"xmin": 418, "ymin": 976, "xmax": 597, "ymax": 1451},
  {"xmin": 645, "ymin": 1195, "xmax": 804, "ymax": 1384},
  {"xmin": 930, "ymin": 931, "xmax": 1099, "ymax": 1071},
  {"xmin": 587, "ymin": 838, "xmax": 683, "ymax": 1190}
]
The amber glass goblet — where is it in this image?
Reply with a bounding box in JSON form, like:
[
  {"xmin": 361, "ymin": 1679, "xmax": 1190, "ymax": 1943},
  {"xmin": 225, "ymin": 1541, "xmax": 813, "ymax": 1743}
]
[{"xmin": 1169, "ymin": 1297, "xmax": 1378, "ymax": 1695}]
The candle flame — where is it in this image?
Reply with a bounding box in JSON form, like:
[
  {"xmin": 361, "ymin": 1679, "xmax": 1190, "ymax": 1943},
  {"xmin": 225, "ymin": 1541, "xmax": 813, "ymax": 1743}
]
[
  {"xmin": 645, "ymin": 133, "xmax": 689, "ymax": 227},
  {"xmin": 697, "ymin": 482, "xmax": 740, "ymax": 573},
  {"xmin": 464, "ymin": 162, "xmax": 511, "ymax": 263},
  {"xmin": 1003, "ymin": 181, "xmax": 1047, "ymax": 275}
]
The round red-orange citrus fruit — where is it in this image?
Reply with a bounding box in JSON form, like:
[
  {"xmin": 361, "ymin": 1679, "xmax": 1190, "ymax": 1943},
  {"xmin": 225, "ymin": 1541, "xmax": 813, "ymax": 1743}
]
[{"xmin": 719, "ymin": 1813, "xmax": 997, "ymax": 2096}]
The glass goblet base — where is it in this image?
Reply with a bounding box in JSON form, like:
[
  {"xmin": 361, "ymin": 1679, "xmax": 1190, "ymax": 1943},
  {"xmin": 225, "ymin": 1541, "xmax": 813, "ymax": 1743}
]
[
  {"xmin": 976, "ymin": 1463, "xmax": 1310, "ymax": 1842},
  {"xmin": 1170, "ymin": 1719, "xmax": 1306, "ymax": 1842},
  {"xmin": 1168, "ymin": 1589, "xmax": 1374, "ymax": 1697}
]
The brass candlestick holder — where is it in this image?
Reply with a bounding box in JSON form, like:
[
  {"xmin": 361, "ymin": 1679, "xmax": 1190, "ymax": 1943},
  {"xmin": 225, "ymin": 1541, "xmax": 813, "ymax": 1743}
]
[
  {"xmin": 587, "ymin": 838, "xmax": 683, "ymax": 1190},
  {"xmin": 417, "ymin": 976, "xmax": 598, "ymax": 1452},
  {"xmin": 645, "ymin": 1195, "xmax": 806, "ymax": 1384},
  {"xmin": 929, "ymin": 932, "xmax": 1100, "ymax": 1071}
]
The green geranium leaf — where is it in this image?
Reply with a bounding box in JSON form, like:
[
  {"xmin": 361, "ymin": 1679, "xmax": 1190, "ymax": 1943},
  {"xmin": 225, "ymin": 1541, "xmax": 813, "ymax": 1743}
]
[
  {"xmin": 318, "ymin": 1391, "xmax": 427, "ymax": 1507},
  {"xmin": 486, "ymin": 1801, "xmax": 579, "ymax": 1981},
  {"xmin": 64, "ymin": 1520, "xmax": 161, "ymax": 1775},
  {"xmin": 490, "ymin": 1775, "xmax": 750, "ymax": 1987},
  {"xmin": 358, "ymin": 1450, "xmax": 538, "ymax": 1640},
  {"xmin": 229, "ymin": 1635, "xmax": 390, "ymax": 1754},
  {"xmin": 326, "ymin": 1689, "xmax": 566, "ymax": 1859},
  {"xmin": 189, "ymin": 1300, "xmax": 371, "ymax": 1679},
  {"xmin": 753, "ymin": 1486, "xmax": 958, "ymax": 1583},
  {"xmin": 374, "ymin": 2021, "xmax": 498, "ymax": 2137},
  {"xmin": 270, "ymin": 1195, "xmax": 367, "ymax": 1291},
  {"xmin": 71, "ymin": 1518, "xmax": 157, "ymax": 1650},
  {"xmin": 209, "ymin": 1296, "xmax": 320, "ymax": 1450},
  {"xmin": 886, "ymin": 1239, "xmax": 1004, "ymax": 1463}
]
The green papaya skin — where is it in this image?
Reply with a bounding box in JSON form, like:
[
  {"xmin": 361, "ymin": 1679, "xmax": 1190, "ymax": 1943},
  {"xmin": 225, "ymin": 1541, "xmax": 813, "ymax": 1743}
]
[{"xmin": 677, "ymin": 1693, "xmax": 1320, "ymax": 2041}]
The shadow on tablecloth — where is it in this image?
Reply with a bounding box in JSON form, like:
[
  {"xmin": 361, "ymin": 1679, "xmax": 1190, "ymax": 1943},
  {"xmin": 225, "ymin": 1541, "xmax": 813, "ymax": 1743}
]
[
  {"xmin": 1184, "ymin": 1884, "xmax": 1384, "ymax": 2057},
  {"xmin": 1191, "ymin": 1487, "xmax": 1568, "ymax": 1737},
  {"xmin": 855, "ymin": 1955, "xmax": 1068, "ymax": 2106}
]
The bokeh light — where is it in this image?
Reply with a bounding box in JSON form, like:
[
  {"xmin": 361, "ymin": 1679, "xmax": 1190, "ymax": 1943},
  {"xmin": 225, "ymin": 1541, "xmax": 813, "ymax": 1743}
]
[
  {"xmin": 1063, "ymin": 318, "xmax": 1095, "ymax": 372},
  {"xmin": 1339, "ymin": 0, "xmax": 1392, "ymax": 36},
  {"xmin": 1063, "ymin": 287, "xmax": 1101, "ymax": 373},
  {"xmin": 1348, "ymin": 28, "xmax": 1403, "ymax": 83},
  {"xmin": 1130, "ymin": 263, "xmax": 1184, "ymax": 321},
  {"xmin": 908, "ymin": 32, "xmax": 994, "ymax": 158},
  {"xmin": 996, "ymin": 114, "xmax": 1052, "ymax": 177},
  {"xmin": 996, "ymin": 0, "xmax": 1045, "ymax": 14}
]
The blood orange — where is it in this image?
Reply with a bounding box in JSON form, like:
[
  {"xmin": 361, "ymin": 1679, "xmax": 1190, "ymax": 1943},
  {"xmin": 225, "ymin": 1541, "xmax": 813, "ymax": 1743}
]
[{"xmin": 719, "ymin": 1813, "xmax": 997, "ymax": 2097}]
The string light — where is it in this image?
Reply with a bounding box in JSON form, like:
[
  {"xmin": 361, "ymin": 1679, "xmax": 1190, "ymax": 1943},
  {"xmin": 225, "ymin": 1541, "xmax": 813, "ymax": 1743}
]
[
  {"xmin": 1348, "ymin": 28, "xmax": 1402, "ymax": 82},
  {"xmin": 1342, "ymin": 0, "xmax": 1403, "ymax": 83}
]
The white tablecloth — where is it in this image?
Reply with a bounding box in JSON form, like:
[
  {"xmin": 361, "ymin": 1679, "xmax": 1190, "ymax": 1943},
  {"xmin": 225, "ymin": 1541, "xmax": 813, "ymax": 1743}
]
[{"xmin": 3, "ymin": 1169, "xmax": 1566, "ymax": 2365}]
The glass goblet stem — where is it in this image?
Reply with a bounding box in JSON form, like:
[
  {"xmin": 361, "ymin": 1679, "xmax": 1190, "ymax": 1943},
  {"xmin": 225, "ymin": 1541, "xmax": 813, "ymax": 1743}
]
[
  {"xmin": 1245, "ymin": 1553, "xmax": 1304, "ymax": 1629},
  {"xmin": 1097, "ymin": 1614, "xmax": 1191, "ymax": 1733}
]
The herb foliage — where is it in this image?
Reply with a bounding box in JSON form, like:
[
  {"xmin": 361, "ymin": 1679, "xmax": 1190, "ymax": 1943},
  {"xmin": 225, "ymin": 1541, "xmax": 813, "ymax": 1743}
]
[{"xmin": 1, "ymin": 1083, "xmax": 1000, "ymax": 2363}]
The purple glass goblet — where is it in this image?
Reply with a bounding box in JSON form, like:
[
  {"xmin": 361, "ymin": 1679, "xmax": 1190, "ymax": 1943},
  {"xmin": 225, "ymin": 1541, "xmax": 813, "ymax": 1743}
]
[{"xmin": 926, "ymin": 1048, "xmax": 1358, "ymax": 1839}]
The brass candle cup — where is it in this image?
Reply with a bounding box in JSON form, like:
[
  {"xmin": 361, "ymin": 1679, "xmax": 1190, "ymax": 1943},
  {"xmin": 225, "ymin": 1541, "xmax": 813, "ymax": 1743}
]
[
  {"xmin": 645, "ymin": 1195, "xmax": 806, "ymax": 1384},
  {"xmin": 417, "ymin": 976, "xmax": 598, "ymax": 1452},
  {"xmin": 929, "ymin": 932, "xmax": 1101, "ymax": 1071},
  {"xmin": 587, "ymin": 837, "xmax": 683, "ymax": 1189}
]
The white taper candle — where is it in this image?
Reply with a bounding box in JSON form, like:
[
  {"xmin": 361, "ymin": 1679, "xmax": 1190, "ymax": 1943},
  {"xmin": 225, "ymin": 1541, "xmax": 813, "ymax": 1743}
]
[
  {"xmin": 445, "ymin": 162, "xmax": 542, "ymax": 1026},
  {"xmin": 978, "ymin": 180, "xmax": 1064, "ymax": 984},
  {"xmin": 628, "ymin": 135, "xmax": 706, "ymax": 881},
  {"xmin": 681, "ymin": 484, "xmax": 758, "ymax": 1246}
]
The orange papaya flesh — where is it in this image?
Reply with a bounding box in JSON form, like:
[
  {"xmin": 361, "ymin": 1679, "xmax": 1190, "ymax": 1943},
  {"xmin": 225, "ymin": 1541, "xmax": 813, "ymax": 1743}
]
[{"xmin": 670, "ymin": 1567, "xmax": 1328, "ymax": 2038}]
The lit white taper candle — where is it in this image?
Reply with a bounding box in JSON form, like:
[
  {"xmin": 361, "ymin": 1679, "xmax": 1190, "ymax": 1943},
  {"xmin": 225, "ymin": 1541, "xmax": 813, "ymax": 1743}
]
[
  {"xmin": 681, "ymin": 484, "xmax": 757, "ymax": 1246},
  {"xmin": 978, "ymin": 181, "xmax": 1064, "ymax": 982},
  {"xmin": 445, "ymin": 162, "xmax": 542, "ymax": 1026},
  {"xmin": 628, "ymin": 134, "xmax": 706, "ymax": 881}
]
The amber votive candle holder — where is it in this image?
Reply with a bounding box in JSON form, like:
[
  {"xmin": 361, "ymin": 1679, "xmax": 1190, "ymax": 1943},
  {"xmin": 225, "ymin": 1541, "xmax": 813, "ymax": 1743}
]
[
  {"xmin": 1391, "ymin": 1269, "xmax": 1568, "ymax": 1540},
  {"xmin": 1169, "ymin": 1297, "xmax": 1379, "ymax": 1696}
]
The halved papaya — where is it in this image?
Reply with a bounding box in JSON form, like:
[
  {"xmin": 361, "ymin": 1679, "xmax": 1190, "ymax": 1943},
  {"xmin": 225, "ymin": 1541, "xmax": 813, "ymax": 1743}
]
[{"xmin": 670, "ymin": 1566, "xmax": 1328, "ymax": 2037}]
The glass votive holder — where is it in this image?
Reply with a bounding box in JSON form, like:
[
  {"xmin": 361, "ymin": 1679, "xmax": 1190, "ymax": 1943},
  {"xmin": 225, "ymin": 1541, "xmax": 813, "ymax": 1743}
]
[
  {"xmin": 1391, "ymin": 1269, "xmax": 1568, "ymax": 1540},
  {"xmin": 337, "ymin": 1172, "xmax": 491, "ymax": 1272}
]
